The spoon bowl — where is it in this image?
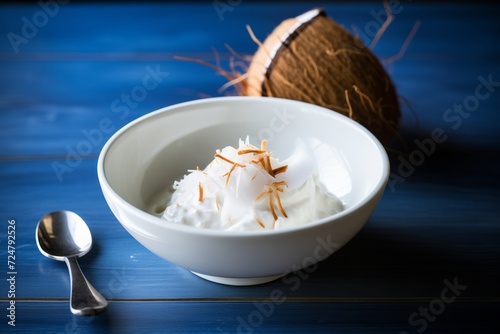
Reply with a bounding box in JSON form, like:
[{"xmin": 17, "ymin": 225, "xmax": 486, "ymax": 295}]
[
  {"xmin": 36, "ymin": 211, "xmax": 107, "ymax": 315},
  {"xmin": 37, "ymin": 211, "xmax": 92, "ymax": 259}
]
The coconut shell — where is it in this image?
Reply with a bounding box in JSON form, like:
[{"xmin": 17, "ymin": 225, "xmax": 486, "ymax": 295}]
[{"xmin": 244, "ymin": 9, "xmax": 400, "ymax": 145}]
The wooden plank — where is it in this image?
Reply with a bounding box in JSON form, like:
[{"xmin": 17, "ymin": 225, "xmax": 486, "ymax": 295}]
[
  {"xmin": 1, "ymin": 153, "xmax": 498, "ymax": 299},
  {"xmin": 2, "ymin": 3, "xmax": 500, "ymax": 157},
  {"xmin": 2, "ymin": 300, "xmax": 499, "ymax": 333},
  {"xmin": 0, "ymin": 3, "xmax": 499, "ymax": 332}
]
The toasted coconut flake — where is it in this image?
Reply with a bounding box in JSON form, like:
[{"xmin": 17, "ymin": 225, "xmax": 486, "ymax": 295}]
[
  {"xmin": 223, "ymin": 163, "xmax": 237, "ymax": 186},
  {"xmin": 272, "ymin": 165, "xmax": 288, "ymax": 175},
  {"xmin": 266, "ymin": 155, "xmax": 273, "ymax": 176},
  {"xmin": 215, "ymin": 194, "xmax": 220, "ymax": 211},
  {"xmin": 182, "ymin": 139, "xmax": 293, "ymax": 229},
  {"xmin": 255, "ymin": 188, "xmax": 269, "ymax": 202},
  {"xmin": 254, "ymin": 179, "xmax": 289, "ymax": 226},
  {"xmin": 273, "ymin": 180, "xmax": 288, "ymax": 188},
  {"xmin": 274, "ymin": 190, "xmax": 287, "ymax": 218},
  {"xmin": 259, "ymin": 155, "xmax": 269, "ymax": 174},
  {"xmin": 214, "ymin": 153, "xmax": 244, "ymax": 167},
  {"xmin": 255, "ymin": 215, "xmax": 265, "ymax": 228},
  {"xmin": 260, "ymin": 140, "xmax": 267, "ymax": 151},
  {"xmin": 269, "ymin": 192, "xmax": 278, "ymax": 221},
  {"xmin": 257, "ymin": 184, "xmax": 271, "ymax": 199},
  {"xmin": 238, "ymin": 148, "xmax": 267, "ymax": 155},
  {"xmin": 198, "ymin": 182, "xmax": 204, "ymax": 202}
]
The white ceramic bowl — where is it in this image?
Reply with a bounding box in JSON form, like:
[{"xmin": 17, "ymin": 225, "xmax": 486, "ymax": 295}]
[{"xmin": 97, "ymin": 97, "xmax": 389, "ymax": 286}]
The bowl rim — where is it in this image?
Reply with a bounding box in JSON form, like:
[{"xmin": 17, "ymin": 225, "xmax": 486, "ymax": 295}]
[{"xmin": 97, "ymin": 96, "xmax": 389, "ymax": 238}]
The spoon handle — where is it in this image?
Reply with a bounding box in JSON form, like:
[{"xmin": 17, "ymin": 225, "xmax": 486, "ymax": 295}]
[{"xmin": 64, "ymin": 256, "xmax": 108, "ymax": 316}]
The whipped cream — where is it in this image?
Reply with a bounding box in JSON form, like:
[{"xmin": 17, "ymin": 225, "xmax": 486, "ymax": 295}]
[{"xmin": 162, "ymin": 138, "xmax": 342, "ymax": 231}]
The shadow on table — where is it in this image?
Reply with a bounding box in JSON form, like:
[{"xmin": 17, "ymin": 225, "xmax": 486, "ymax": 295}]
[{"xmin": 271, "ymin": 219, "xmax": 499, "ymax": 299}]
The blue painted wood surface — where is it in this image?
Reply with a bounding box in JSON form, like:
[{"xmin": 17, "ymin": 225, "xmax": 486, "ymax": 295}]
[{"xmin": 1, "ymin": 2, "xmax": 499, "ymax": 333}]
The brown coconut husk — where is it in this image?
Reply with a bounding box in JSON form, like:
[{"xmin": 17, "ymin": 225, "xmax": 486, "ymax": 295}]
[
  {"xmin": 176, "ymin": 8, "xmax": 406, "ymax": 146},
  {"xmin": 243, "ymin": 8, "xmax": 400, "ymax": 145}
]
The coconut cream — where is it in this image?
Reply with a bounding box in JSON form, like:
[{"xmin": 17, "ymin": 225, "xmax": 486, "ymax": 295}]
[{"xmin": 161, "ymin": 137, "xmax": 342, "ymax": 231}]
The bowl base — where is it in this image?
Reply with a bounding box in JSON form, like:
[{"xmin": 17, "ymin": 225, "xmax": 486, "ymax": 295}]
[{"xmin": 192, "ymin": 272, "xmax": 284, "ymax": 286}]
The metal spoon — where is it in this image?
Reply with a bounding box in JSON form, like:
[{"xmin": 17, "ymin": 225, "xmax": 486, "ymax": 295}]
[{"xmin": 36, "ymin": 210, "xmax": 108, "ymax": 315}]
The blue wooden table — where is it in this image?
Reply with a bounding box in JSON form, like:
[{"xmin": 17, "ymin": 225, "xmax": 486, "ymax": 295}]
[{"xmin": 1, "ymin": 2, "xmax": 499, "ymax": 333}]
